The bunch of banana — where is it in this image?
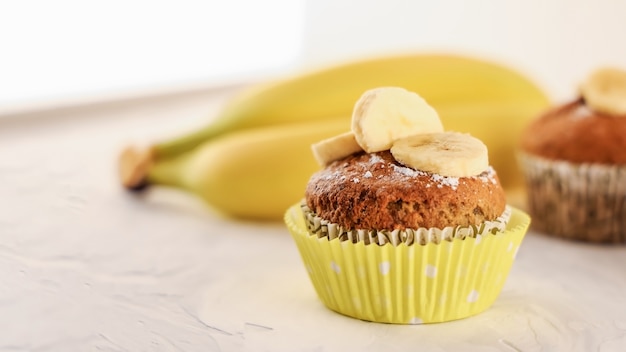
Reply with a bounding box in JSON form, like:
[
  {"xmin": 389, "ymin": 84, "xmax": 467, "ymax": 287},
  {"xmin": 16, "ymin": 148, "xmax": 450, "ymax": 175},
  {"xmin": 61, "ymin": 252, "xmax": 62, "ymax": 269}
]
[{"xmin": 118, "ymin": 53, "xmax": 551, "ymax": 220}]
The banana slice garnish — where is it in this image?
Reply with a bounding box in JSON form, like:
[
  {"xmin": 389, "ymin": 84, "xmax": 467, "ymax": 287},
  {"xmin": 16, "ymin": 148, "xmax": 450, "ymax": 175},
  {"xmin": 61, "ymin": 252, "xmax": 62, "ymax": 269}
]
[
  {"xmin": 352, "ymin": 87, "xmax": 444, "ymax": 153},
  {"xmin": 313, "ymin": 87, "xmax": 490, "ymax": 177},
  {"xmin": 391, "ymin": 132, "xmax": 489, "ymax": 177},
  {"xmin": 311, "ymin": 132, "xmax": 363, "ymax": 166},
  {"xmin": 580, "ymin": 67, "xmax": 626, "ymax": 116}
]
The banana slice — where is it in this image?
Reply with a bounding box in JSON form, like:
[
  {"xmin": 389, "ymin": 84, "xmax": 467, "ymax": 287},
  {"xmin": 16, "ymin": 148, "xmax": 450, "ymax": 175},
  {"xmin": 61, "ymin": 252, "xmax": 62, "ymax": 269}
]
[
  {"xmin": 390, "ymin": 132, "xmax": 489, "ymax": 177},
  {"xmin": 580, "ymin": 67, "xmax": 626, "ymax": 116},
  {"xmin": 352, "ymin": 87, "xmax": 444, "ymax": 153},
  {"xmin": 311, "ymin": 131, "xmax": 363, "ymax": 165}
]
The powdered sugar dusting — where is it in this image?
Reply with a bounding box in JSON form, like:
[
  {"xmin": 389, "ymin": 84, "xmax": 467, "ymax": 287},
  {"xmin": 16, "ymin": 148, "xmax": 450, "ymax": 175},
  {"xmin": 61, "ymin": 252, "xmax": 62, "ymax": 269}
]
[
  {"xmin": 572, "ymin": 104, "xmax": 592, "ymax": 119},
  {"xmin": 369, "ymin": 154, "xmax": 384, "ymax": 164},
  {"xmin": 323, "ymin": 170, "xmax": 341, "ymax": 180},
  {"xmin": 392, "ymin": 164, "xmax": 426, "ymax": 177},
  {"xmin": 431, "ymin": 174, "xmax": 460, "ymax": 190},
  {"xmin": 311, "ymin": 152, "xmax": 499, "ymax": 191},
  {"xmin": 476, "ymin": 166, "xmax": 498, "ymax": 185},
  {"xmin": 387, "ymin": 162, "xmax": 497, "ymax": 191},
  {"xmin": 388, "ymin": 160, "xmax": 463, "ymax": 190}
]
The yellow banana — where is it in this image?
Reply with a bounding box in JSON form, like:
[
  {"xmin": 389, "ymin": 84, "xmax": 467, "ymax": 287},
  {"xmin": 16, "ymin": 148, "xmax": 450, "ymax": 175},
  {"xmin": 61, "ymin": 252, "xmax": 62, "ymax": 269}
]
[
  {"xmin": 119, "ymin": 102, "xmax": 540, "ymax": 220},
  {"xmin": 121, "ymin": 119, "xmax": 350, "ymax": 220},
  {"xmin": 153, "ymin": 53, "xmax": 550, "ymax": 159}
]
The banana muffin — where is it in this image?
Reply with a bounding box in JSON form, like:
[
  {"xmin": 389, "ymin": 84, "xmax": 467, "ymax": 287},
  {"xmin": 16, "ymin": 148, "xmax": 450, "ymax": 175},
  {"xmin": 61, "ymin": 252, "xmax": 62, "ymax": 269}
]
[
  {"xmin": 518, "ymin": 67, "xmax": 626, "ymax": 243},
  {"xmin": 285, "ymin": 87, "xmax": 531, "ymax": 324}
]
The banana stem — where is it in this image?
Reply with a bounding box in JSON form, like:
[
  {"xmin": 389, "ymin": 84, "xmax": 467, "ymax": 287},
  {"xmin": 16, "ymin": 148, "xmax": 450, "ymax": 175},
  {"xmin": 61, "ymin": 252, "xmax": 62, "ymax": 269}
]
[
  {"xmin": 118, "ymin": 144, "xmax": 192, "ymax": 193},
  {"xmin": 152, "ymin": 118, "xmax": 232, "ymax": 159},
  {"xmin": 146, "ymin": 155, "xmax": 191, "ymax": 191}
]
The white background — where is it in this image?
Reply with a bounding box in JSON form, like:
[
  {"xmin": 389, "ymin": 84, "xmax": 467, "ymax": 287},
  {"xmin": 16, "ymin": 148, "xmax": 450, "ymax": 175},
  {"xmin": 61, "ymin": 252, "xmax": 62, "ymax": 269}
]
[
  {"xmin": 1, "ymin": 0, "xmax": 626, "ymax": 113},
  {"xmin": 2, "ymin": 2, "xmax": 626, "ymax": 350},
  {"xmin": 301, "ymin": 0, "xmax": 626, "ymax": 102}
]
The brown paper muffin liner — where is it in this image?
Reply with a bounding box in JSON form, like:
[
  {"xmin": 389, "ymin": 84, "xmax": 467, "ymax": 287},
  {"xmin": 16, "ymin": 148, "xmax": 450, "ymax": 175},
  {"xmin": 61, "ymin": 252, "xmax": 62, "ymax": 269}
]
[
  {"xmin": 518, "ymin": 152, "xmax": 626, "ymax": 243},
  {"xmin": 285, "ymin": 202, "xmax": 530, "ymax": 324},
  {"xmin": 301, "ymin": 202, "xmax": 512, "ymax": 246}
]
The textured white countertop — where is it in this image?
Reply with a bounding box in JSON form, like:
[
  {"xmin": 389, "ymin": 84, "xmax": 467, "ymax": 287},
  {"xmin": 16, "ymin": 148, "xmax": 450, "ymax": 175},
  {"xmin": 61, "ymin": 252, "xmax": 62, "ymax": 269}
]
[{"xmin": 1, "ymin": 87, "xmax": 625, "ymax": 352}]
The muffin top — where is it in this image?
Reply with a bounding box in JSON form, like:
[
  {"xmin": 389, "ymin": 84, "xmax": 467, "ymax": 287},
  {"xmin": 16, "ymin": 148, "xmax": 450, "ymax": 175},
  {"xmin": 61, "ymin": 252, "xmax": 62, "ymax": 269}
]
[
  {"xmin": 520, "ymin": 98, "xmax": 626, "ymax": 164},
  {"xmin": 306, "ymin": 86, "xmax": 508, "ymax": 231},
  {"xmin": 521, "ymin": 67, "xmax": 626, "ymax": 164},
  {"xmin": 305, "ymin": 151, "xmax": 506, "ymax": 231}
]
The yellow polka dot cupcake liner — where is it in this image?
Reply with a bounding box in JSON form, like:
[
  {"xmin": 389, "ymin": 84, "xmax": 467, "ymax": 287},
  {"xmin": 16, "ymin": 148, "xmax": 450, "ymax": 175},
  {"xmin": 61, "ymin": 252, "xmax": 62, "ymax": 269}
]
[{"xmin": 284, "ymin": 202, "xmax": 531, "ymax": 324}]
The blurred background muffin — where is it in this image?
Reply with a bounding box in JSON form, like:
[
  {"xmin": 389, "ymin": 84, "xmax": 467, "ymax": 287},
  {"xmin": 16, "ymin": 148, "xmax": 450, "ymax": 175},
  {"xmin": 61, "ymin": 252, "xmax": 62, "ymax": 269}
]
[{"xmin": 519, "ymin": 67, "xmax": 626, "ymax": 243}]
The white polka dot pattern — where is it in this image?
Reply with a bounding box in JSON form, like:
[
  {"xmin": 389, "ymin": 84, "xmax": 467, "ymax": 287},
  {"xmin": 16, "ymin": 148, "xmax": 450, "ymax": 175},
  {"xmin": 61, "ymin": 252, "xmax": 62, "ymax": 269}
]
[
  {"xmin": 409, "ymin": 317, "xmax": 423, "ymax": 325},
  {"xmin": 379, "ymin": 261, "xmax": 391, "ymax": 275},
  {"xmin": 425, "ymin": 264, "xmax": 437, "ymax": 278},
  {"xmin": 285, "ymin": 203, "xmax": 531, "ymax": 324},
  {"xmin": 467, "ymin": 290, "xmax": 480, "ymax": 303},
  {"xmin": 330, "ymin": 261, "xmax": 341, "ymax": 274}
]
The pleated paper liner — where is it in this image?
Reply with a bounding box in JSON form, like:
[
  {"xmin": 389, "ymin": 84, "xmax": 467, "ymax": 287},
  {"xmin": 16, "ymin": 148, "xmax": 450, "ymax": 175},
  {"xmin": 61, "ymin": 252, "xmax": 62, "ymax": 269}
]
[
  {"xmin": 301, "ymin": 203, "xmax": 512, "ymax": 245},
  {"xmin": 284, "ymin": 202, "xmax": 530, "ymax": 324},
  {"xmin": 518, "ymin": 152, "xmax": 626, "ymax": 243}
]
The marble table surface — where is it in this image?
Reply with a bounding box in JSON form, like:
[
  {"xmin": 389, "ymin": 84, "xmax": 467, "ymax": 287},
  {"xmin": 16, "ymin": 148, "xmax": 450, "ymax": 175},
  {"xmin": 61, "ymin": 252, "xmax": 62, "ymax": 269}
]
[{"xmin": 1, "ymin": 86, "xmax": 625, "ymax": 352}]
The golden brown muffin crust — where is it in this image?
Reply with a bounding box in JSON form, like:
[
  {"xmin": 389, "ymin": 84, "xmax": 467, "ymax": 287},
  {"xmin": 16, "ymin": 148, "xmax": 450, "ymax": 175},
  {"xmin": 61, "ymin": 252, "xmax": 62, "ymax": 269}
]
[
  {"xmin": 520, "ymin": 98, "xmax": 626, "ymax": 164},
  {"xmin": 305, "ymin": 151, "xmax": 506, "ymax": 230}
]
